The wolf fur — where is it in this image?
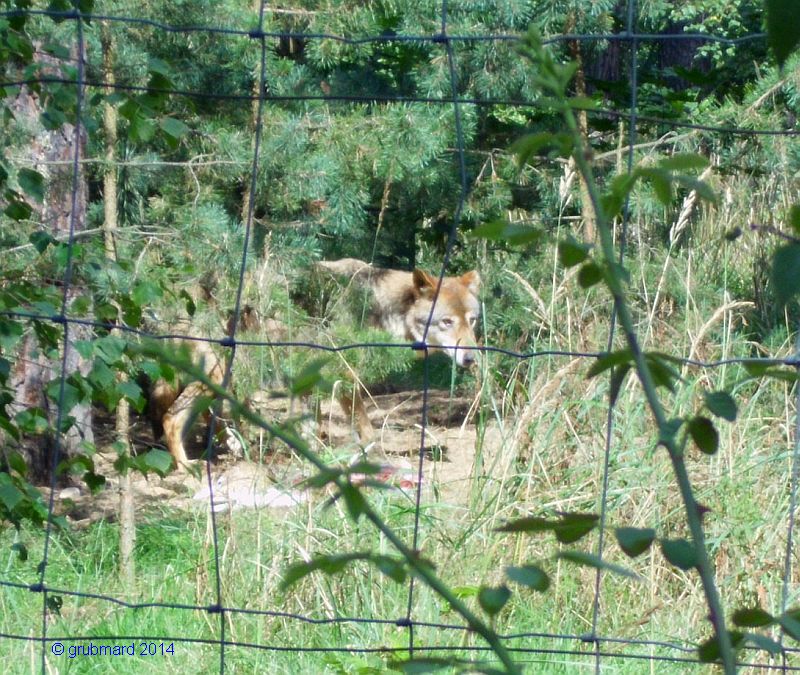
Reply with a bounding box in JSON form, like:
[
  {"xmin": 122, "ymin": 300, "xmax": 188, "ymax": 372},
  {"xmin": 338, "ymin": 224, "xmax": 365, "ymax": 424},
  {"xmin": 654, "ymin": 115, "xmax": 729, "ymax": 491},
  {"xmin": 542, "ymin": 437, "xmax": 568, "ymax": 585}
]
[
  {"xmin": 316, "ymin": 258, "xmax": 481, "ymax": 366},
  {"xmin": 316, "ymin": 258, "xmax": 481, "ymax": 444},
  {"xmin": 148, "ymin": 305, "xmax": 260, "ymax": 467}
]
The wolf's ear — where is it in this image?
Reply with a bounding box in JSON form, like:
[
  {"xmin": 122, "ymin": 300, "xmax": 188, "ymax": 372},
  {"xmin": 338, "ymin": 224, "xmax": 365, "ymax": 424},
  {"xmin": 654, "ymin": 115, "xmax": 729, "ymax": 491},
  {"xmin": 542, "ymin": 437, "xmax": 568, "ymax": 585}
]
[
  {"xmin": 412, "ymin": 269, "xmax": 438, "ymax": 296},
  {"xmin": 460, "ymin": 271, "xmax": 481, "ymax": 295}
]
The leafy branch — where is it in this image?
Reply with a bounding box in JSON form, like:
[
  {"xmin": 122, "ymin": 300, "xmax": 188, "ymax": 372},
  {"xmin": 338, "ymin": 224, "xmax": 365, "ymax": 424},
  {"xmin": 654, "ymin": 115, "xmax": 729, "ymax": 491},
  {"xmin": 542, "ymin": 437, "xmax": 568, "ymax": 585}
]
[{"xmin": 513, "ymin": 28, "xmax": 737, "ymax": 670}]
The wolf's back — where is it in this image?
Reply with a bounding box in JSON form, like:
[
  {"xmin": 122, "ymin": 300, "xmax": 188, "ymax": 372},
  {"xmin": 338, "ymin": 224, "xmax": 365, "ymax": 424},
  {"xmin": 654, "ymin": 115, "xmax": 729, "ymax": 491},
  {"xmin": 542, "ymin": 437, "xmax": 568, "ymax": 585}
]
[{"xmin": 315, "ymin": 258, "xmax": 373, "ymax": 277}]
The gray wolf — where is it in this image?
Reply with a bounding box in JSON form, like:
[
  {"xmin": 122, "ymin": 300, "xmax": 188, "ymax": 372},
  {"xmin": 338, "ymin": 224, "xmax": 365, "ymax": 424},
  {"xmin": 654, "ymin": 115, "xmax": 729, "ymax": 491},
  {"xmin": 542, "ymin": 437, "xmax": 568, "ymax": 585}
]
[{"xmin": 316, "ymin": 258, "xmax": 481, "ymax": 443}]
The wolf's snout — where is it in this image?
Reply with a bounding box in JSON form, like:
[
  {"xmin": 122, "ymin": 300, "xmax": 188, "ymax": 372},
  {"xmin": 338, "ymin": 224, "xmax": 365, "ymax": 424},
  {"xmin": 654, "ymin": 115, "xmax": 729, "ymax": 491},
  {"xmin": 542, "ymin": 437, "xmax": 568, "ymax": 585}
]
[{"xmin": 456, "ymin": 344, "xmax": 478, "ymax": 367}]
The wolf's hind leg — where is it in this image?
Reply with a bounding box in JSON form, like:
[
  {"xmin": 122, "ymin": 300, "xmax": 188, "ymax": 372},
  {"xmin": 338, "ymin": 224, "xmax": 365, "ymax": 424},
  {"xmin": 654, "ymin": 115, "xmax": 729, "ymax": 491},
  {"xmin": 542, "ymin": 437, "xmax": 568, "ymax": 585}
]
[{"xmin": 162, "ymin": 381, "xmax": 210, "ymax": 468}]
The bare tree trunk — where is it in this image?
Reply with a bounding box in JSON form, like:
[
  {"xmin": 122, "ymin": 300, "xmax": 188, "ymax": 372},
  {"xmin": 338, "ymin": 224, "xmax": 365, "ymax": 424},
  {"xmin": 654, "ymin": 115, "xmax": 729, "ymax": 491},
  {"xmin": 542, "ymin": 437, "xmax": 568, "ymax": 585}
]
[
  {"xmin": 240, "ymin": 0, "xmax": 264, "ymax": 225},
  {"xmin": 8, "ymin": 46, "xmax": 92, "ymax": 482},
  {"xmin": 116, "ymin": 398, "xmax": 135, "ymax": 585},
  {"xmin": 102, "ymin": 23, "xmax": 135, "ymax": 584},
  {"xmin": 102, "ymin": 25, "xmax": 118, "ymax": 261}
]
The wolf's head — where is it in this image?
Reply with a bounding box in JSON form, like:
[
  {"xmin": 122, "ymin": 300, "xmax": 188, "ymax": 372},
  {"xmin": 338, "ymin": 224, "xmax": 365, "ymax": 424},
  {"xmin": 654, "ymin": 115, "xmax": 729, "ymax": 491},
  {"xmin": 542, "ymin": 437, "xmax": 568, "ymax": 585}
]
[{"xmin": 407, "ymin": 269, "xmax": 481, "ymax": 366}]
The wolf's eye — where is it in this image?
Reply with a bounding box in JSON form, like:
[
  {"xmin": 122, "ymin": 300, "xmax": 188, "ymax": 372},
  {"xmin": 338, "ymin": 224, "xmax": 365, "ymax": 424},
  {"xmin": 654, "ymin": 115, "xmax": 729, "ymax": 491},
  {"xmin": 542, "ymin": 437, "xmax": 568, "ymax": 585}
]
[{"xmin": 440, "ymin": 317, "xmax": 454, "ymax": 328}]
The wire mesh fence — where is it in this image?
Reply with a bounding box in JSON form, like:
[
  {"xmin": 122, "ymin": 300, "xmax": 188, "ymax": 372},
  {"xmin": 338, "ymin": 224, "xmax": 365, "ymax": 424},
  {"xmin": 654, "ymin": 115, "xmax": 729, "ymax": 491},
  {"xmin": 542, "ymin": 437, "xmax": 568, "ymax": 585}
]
[{"xmin": 1, "ymin": 1, "xmax": 799, "ymax": 672}]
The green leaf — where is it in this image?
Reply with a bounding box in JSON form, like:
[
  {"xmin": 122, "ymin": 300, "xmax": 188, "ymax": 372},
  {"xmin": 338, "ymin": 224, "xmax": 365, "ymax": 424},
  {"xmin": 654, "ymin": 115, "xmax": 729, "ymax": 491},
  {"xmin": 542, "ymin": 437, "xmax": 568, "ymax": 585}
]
[
  {"xmin": 789, "ymin": 204, "xmax": 800, "ymax": 236},
  {"xmin": 15, "ymin": 408, "xmax": 49, "ymax": 435},
  {"xmin": 703, "ymin": 391, "xmax": 737, "ymax": 422},
  {"xmin": 132, "ymin": 280, "xmax": 162, "ymax": 306},
  {"xmin": 743, "ymin": 361, "xmax": 769, "ymax": 377},
  {"xmin": 724, "ymin": 226, "xmax": 743, "ymax": 241},
  {"xmin": 698, "ymin": 630, "xmax": 746, "ymax": 662},
  {"xmin": 0, "ymin": 320, "xmax": 24, "ymax": 352},
  {"xmin": 496, "ymin": 515, "xmax": 557, "ymax": 534},
  {"xmin": 143, "ymin": 449, "xmax": 174, "ymax": 476},
  {"xmin": 340, "ymin": 483, "xmax": 367, "ymax": 521},
  {"xmin": 660, "ymin": 538, "xmax": 697, "ymax": 570},
  {"xmin": 587, "ymin": 349, "xmax": 633, "ymax": 379},
  {"xmin": 118, "ymin": 98, "xmax": 140, "ymax": 122},
  {"xmin": 41, "ymin": 105, "xmax": 67, "ymax": 130},
  {"xmin": 47, "ymin": 0, "xmax": 71, "ymax": 14},
  {"xmin": 675, "ymin": 176, "xmax": 716, "ymax": 203},
  {"xmin": 614, "ymin": 527, "xmax": 656, "ymax": 558},
  {"xmin": 45, "ymin": 594, "xmax": 63, "ymax": 616},
  {"xmin": 11, "ymin": 542, "xmax": 28, "ymax": 562},
  {"xmin": 84, "ymin": 471, "xmax": 106, "ymax": 494},
  {"xmin": 766, "ymin": 0, "xmax": 800, "ymax": 68},
  {"xmin": 160, "ymin": 117, "xmax": 190, "ymax": 140},
  {"xmin": 17, "ymin": 168, "xmax": 45, "ymax": 203},
  {"xmin": 511, "ymin": 131, "xmax": 556, "ymax": 166},
  {"xmin": 772, "ymin": 243, "xmax": 800, "ymax": 304},
  {"xmin": 732, "ymin": 607, "xmax": 775, "ymax": 628},
  {"xmin": 639, "ymin": 167, "xmax": 672, "ymax": 205},
  {"xmin": 45, "ymin": 380, "xmax": 83, "ymax": 413},
  {"xmin": 290, "ymin": 357, "xmax": 330, "ymax": 396},
  {"xmin": 744, "ymin": 632, "xmax": 783, "ymax": 655},
  {"xmin": 645, "ymin": 352, "xmax": 682, "ymax": 392},
  {"xmin": 470, "ymin": 219, "xmax": 542, "ymax": 246},
  {"xmin": 280, "ymin": 553, "xmax": 369, "ymax": 591},
  {"xmin": 0, "ymin": 416, "xmax": 19, "ymax": 441},
  {"xmin": 7, "ymin": 452, "xmax": 28, "ymax": 477},
  {"xmin": 778, "ymin": 611, "xmax": 800, "ymax": 641},
  {"xmin": 130, "ymin": 114, "xmax": 157, "ymax": 142},
  {"xmin": 558, "ymin": 237, "xmax": 591, "ymax": 268},
  {"xmin": 577, "ymin": 262, "xmax": 602, "ymax": 288},
  {"xmin": 556, "ymin": 551, "xmax": 638, "ymax": 579},
  {"xmin": 687, "ymin": 416, "xmax": 719, "ymax": 455},
  {"xmin": 658, "ymin": 153, "xmax": 709, "ymax": 172},
  {"xmin": 148, "ymin": 58, "xmax": 172, "ymax": 78},
  {"xmin": 5, "ymin": 199, "xmax": 32, "ymax": 221},
  {"xmin": 608, "ymin": 364, "xmax": 631, "ymax": 406},
  {"xmin": 79, "ymin": 0, "xmax": 95, "ymax": 16},
  {"xmin": 42, "ymin": 42, "xmax": 70, "ymax": 60},
  {"xmin": 495, "ymin": 513, "xmax": 598, "ymax": 543},
  {"xmin": 553, "ymin": 512, "xmax": 599, "ymax": 544},
  {"xmin": 304, "ymin": 467, "xmax": 341, "ymax": 489},
  {"xmin": 96, "ymin": 335, "xmax": 127, "ymax": 363},
  {"xmin": 451, "ymin": 585, "xmax": 479, "ymax": 599},
  {"xmin": 478, "ymin": 585, "xmax": 511, "ymax": 616},
  {"xmin": 118, "ymin": 380, "xmax": 146, "ymax": 413},
  {"xmin": 374, "ymin": 556, "xmax": 407, "ymax": 584},
  {"xmin": 760, "ymin": 367, "xmax": 800, "ymax": 384},
  {"xmin": 505, "ymin": 564, "xmax": 550, "ymax": 592},
  {"xmin": 179, "ymin": 289, "xmax": 196, "ymax": 317},
  {"xmin": 602, "ymin": 172, "xmax": 638, "ymax": 219},
  {"xmin": 0, "ymin": 480, "xmax": 25, "ymax": 511}
]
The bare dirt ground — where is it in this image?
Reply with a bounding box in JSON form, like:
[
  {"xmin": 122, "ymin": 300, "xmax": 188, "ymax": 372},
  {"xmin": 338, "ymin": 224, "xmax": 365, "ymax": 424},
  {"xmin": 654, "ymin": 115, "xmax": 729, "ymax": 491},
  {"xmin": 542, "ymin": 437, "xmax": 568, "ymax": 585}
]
[{"xmin": 47, "ymin": 388, "xmax": 503, "ymax": 527}]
